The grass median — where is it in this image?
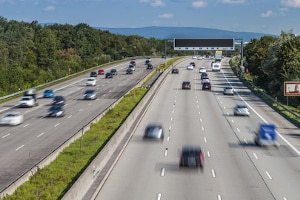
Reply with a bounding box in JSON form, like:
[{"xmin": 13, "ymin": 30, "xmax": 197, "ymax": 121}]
[{"xmin": 3, "ymin": 87, "xmax": 148, "ymax": 200}]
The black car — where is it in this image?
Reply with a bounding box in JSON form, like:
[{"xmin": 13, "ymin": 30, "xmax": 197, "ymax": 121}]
[
  {"xmin": 201, "ymin": 72, "xmax": 208, "ymax": 80},
  {"xmin": 190, "ymin": 62, "xmax": 196, "ymax": 67},
  {"xmin": 110, "ymin": 69, "xmax": 117, "ymax": 75},
  {"xmin": 105, "ymin": 72, "xmax": 113, "ymax": 78},
  {"xmin": 143, "ymin": 123, "xmax": 164, "ymax": 141},
  {"xmin": 202, "ymin": 82, "xmax": 211, "ymax": 90},
  {"xmin": 90, "ymin": 71, "xmax": 97, "ymax": 77},
  {"xmin": 52, "ymin": 95, "xmax": 65, "ymax": 105},
  {"xmin": 182, "ymin": 81, "xmax": 191, "ymax": 90},
  {"xmin": 146, "ymin": 63, "xmax": 153, "ymax": 69},
  {"xmin": 179, "ymin": 145, "xmax": 204, "ymax": 168},
  {"xmin": 83, "ymin": 89, "xmax": 97, "ymax": 100},
  {"xmin": 171, "ymin": 68, "xmax": 179, "ymax": 74},
  {"xmin": 47, "ymin": 105, "xmax": 65, "ymax": 117}
]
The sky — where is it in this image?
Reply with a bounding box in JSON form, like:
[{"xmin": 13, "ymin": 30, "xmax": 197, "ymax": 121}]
[{"xmin": 0, "ymin": 0, "xmax": 300, "ymax": 35}]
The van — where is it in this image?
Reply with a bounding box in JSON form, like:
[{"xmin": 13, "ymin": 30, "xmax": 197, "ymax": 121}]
[{"xmin": 212, "ymin": 63, "xmax": 221, "ymax": 72}]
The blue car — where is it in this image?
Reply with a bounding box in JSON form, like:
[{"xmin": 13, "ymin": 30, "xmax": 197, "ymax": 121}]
[{"xmin": 43, "ymin": 89, "xmax": 55, "ymax": 98}]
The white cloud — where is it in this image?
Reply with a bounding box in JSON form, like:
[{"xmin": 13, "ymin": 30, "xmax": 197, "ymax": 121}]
[
  {"xmin": 192, "ymin": 1, "xmax": 207, "ymax": 8},
  {"xmin": 281, "ymin": 0, "xmax": 300, "ymax": 7},
  {"xmin": 151, "ymin": 0, "xmax": 165, "ymax": 7},
  {"xmin": 220, "ymin": 0, "xmax": 245, "ymax": 4},
  {"xmin": 159, "ymin": 13, "xmax": 173, "ymax": 18},
  {"xmin": 44, "ymin": 5, "xmax": 55, "ymax": 11},
  {"xmin": 261, "ymin": 10, "xmax": 273, "ymax": 17}
]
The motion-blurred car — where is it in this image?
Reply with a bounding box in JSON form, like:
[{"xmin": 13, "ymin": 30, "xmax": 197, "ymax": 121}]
[
  {"xmin": 197, "ymin": 56, "xmax": 203, "ymax": 60},
  {"xmin": 201, "ymin": 72, "xmax": 208, "ymax": 80},
  {"xmin": 192, "ymin": 56, "xmax": 197, "ymax": 59},
  {"xmin": 110, "ymin": 69, "xmax": 117, "ymax": 75},
  {"xmin": 98, "ymin": 69, "xmax": 105, "ymax": 75},
  {"xmin": 223, "ymin": 86, "xmax": 234, "ymax": 95},
  {"xmin": 105, "ymin": 72, "xmax": 113, "ymax": 78},
  {"xmin": 83, "ymin": 89, "xmax": 97, "ymax": 100},
  {"xmin": 90, "ymin": 71, "xmax": 97, "ymax": 77},
  {"xmin": 201, "ymin": 77, "xmax": 210, "ymax": 84},
  {"xmin": 179, "ymin": 145, "xmax": 204, "ymax": 168},
  {"xmin": 128, "ymin": 65, "xmax": 135, "ymax": 71},
  {"xmin": 187, "ymin": 65, "xmax": 194, "ymax": 70},
  {"xmin": 126, "ymin": 67, "xmax": 134, "ymax": 74},
  {"xmin": 47, "ymin": 105, "xmax": 65, "ymax": 117},
  {"xmin": 19, "ymin": 96, "xmax": 35, "ymax": 107},
  {"xmin": 52, "ymin": 95, "xmax": 65, "ymax": 106},
  {"xmin": 199, "ymin": 67, "xmax": 206, "ymax": 73},
  {"xmin": 43, "ymin": 89, "xmax": 55, "ymax": 98},
  {"xmin": 190, "ymin": 62, "xmax": 195, "ymax": 67},
  {"xmin": 0, "ymin": 112, "xmax": 24, "ymax": 126},
  {"xmin": 130, "ymin": 60, "xmax": 136, "ymax": 68},
  {"xmin": 171, "ymin": 68, "xmax": 179, "ymax": 74},
  {"xmin": 182, "ymin": 81, "xmax": 191, "ymax": 89},
  {"xmin": 233, "ymin": 104, "xmax": 250, "ymax": 116},
  {"xmin": 86, "ymin": 77, "xmax": 96, "ymax": 86},
  {"xmin": 143, "ymin": 123, "xmax": 164, "ymax": 141},
  {"xmin": 202, "ymin": 82, "xmax": 211, "ymax": 90}
]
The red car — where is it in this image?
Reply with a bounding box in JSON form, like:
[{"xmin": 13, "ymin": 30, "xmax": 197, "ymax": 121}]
[
  {"xmin": 130, "ymin": 60, "xmax": 136, "ymax": 66},
  {"xmin": 98, "ymin": 69, "xmax": 105, "ymax": 75}
]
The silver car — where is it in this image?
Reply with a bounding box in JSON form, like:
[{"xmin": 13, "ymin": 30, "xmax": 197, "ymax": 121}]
[
  {"xmin": 143, "ymin": 123, "xmax": 164, "ymax": 141},
  {"xmin": 223, "ymin": 86, "xmax": 234, "ymax": 95},
  {"xmin": 233, "ymin": 104, "xmax": 250, "ymax": 116}
]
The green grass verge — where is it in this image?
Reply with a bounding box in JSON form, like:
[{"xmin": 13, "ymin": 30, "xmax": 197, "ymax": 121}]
[{"xmin": 3, "ymin": 88, "xmax": 148, "ymax": 200}]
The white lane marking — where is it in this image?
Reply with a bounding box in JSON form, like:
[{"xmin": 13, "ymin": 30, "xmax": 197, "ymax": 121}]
[
  {"xmin": 204, "ymin": 137, "xmax": 207, "ymax": 143},
  {"xmin": 207, "ymin": 151, "xmax": 211, "ymax": 158},
  {"xmin": 212, "ymin": 169, "xmax": 216, "ymax": 177},
  {"xmin": 231, "ymin": 119, "xmax": 234, "ymax": 123},
  {"xmin": 79, "ymin": 109, "xmax": 83, "ymax": 112},
  {"xmin": 172, "ymin": 110, "xmax": 174, "ymax": 114},
  {"xmin": 37, "ymin": 132, "xmax": 45, "ymax": 137},
  {"xmin": 266, "ymin": 171, "xmax": 272, "ymax": 179},
  {"xmin": 223, "ymin": 106, "xmax": 226, "ymax": 109},
  {"xmin": 54, "ymin": 123, "xmax": 60, "ymax": 127},
  {"xmin": 218, "ymin": 194, "xmax": 222, "ymax": 200},
  {"xmin": 157, "ymin": 193, "xmax": 162, "ymax": 200},
  {"xmin": 16, "ymin": 145, "xmax": 24, "ymax": 151},
  {"xmin": 168, "ymin": 126, "xmax": 171, "ymax": 131},
  {"xmin": 170, "ymin": 117, "xmax": 173, "ymax": 121},
  {"xmin": 243, "ymin": 139, "xmax": 248, "ymax": 144},
  {"xmin": 160, "ymin": 168, "xmax": 165, "ymax": 176},
  {"xmin": 283, "ymin": 197, "xmax": 288, "ymax": 200},
  {"xmin": 200, "ymin": 118, "xmax": 202, "ymax": 122},
  {"xmin": 167, "ymin": 136, "xmax": 170, "ymax": 141},
  {"xmin": 164, "ymin": 148, "xmax": 168, "ymax": 156},
  {"xmin": 2, "ymin": 133, "xmax": 10, "ymax": 138},
  {"xmin": 253, "ymin": 153, "xmax": 258, "ymax": 159},
  {"xmin": 201, "ymin": 127, "xmax": 205, "ymax": 131},
  {"xmin": 199, "ymin": 111, "xmax": 201, "ymax": 115},
  {"xmin": 236, "ymin": 128, "xmax": 240, "ymax": 132},
  {"xmin": 23, "ymin": 124, "xmax": 29, "ymax": 127},
  {"xmin": 68, "ymin": 115, "xmax": 72, "ymax": 119},
  {"xmin": 227, "ymin": 112, "xmax": 230, "ymax": 116}
]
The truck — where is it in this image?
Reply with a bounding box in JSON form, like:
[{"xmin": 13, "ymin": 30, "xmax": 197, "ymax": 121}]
[
  {"xmin": 254, "ymin": 123, "xmax": 279, "ymax": 148},
  {"xmin": 214, "ymin": 50, "xmax": 222, "ymax": 62}
]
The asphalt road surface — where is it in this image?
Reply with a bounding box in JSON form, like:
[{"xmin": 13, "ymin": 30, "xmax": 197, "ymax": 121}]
[{"xmin": 94, "ymin": 57, "xmax": 300, "ymax": 200}]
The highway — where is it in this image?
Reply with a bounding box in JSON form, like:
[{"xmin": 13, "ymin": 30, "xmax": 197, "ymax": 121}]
[
  {"xmin": 0, "ymin": 58, "xmax": 165, "ymax": 194},
  {"xmin": 94, "ymin": 58, "xmax": 300, "ymax": 200}
]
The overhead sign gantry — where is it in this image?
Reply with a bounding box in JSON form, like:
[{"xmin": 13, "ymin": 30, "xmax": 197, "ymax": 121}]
[{"xmin": 173, "ymin": 38, "xmax": 235, "ymax": 50}]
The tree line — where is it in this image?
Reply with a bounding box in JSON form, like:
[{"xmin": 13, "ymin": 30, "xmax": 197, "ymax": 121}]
[
  {"xmin": 0, "ymin": 17, "xmax": 179, "ymax": 96},
  {"xmin": 232, "ymin": 31, "xmax": 300, "ymax": 108}
]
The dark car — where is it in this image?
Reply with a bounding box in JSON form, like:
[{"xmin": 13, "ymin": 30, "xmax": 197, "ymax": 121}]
[
  {"xmin": 202, "ymin": 82, "xmax": 211, "ymax": 90},
  {"xmin": 182, "ymin": 81, "xmax": 191, "ymax": 90},
  {"xmin": 126, "ymin": 67, "xmax": 134, "ymax": 74},
  {"xmin": 83, "ymin": 89, "xmax": 97, "ymax": 100},
  {"xmin": 143, "ymin": 123, "xmax": 164, "ymax": 141},
  {"xmin": 179, "ymin": 145, "xmax": 204, "ymax": 168},
  {"xmin": 90, "ymin": 71, "xmax": 97, "ymax": 77},
  {"xmin": 145, "ymin": 59, "xmax": 151, "ymax": 65},
  {"xmin": 47, "ymin": 105, "xmax": 65, "ymax": 117},
  {"xmin": 110, "ymin": 69, "xmax": 117, "ymax": 75},
  {"xmin": 52, "ymin": 95, "xmax": 65, "ymax": 105},
  {"xmin": 105, "ymin": 72, "xmax": 113, "ymax": 78},
  {"xmin": 190, "ymin": 62, "xmax": 196, "ymax": 67},
  {"xmin": 130, "ymin": 60, "xmax": 136, "ymax": 67},
  {"xmin": 162, "ymin": 54, "xmax": 166, "ymax": 59},
  {"xmin": 201, "ymin": 72, "xmax": 208, "ymax": 80},
  {"xmin": 146, "ymin": 63, "xmax": 153, "ymax": 69},
  {"xmin": 171, "ymin": 68, "xmax": 179, "ymax": 74}
]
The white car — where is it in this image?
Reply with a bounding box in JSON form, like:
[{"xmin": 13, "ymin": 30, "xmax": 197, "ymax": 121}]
[
  {"xmin": 86, "ymin": 77, "xmax": 96, "ymax": 86},
  {"xmin": 187, "ymin": 65, "xmax": 194, "ymax": 70},
  {"xmin": 19, "ymin": 96, "xmax": 35, "ymax": 107},
  {"xmin": 197, "ymin": 56, "xmax": 203, "ymax": 60},
  {"xmin": 0, "ymin": 112, "xmax": 24, "ymax": 125},
  {"xmin": 224, "ymin": 86, "xmax": 234, "ymax": 95},
  {"xmin": 192, "ymin": 56, "xmax": 197, "ymax": 59},
  {"xmin": 233, "ymin": 104, "xmax": 250, "ymax": 116},
  {"xmin": 199, "ymin": 67, "xmax": 206, "ymax": 73}
]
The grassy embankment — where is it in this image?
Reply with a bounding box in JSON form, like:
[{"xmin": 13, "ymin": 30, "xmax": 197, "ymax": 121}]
[{"xmin": 2, "ymin": 57, "xmax": 181, "ymax": 200}]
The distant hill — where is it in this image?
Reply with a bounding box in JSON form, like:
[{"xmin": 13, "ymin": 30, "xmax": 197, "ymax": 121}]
[{"xmin": 97, "ymin": 26, "xmax": 276, "ymax": 42}]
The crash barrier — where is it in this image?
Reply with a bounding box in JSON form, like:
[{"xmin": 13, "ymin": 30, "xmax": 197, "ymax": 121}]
[{"xmin": 62, "ymin": 59, "xmax": 186, "ymax": 200}]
